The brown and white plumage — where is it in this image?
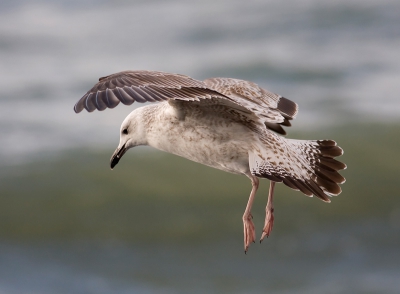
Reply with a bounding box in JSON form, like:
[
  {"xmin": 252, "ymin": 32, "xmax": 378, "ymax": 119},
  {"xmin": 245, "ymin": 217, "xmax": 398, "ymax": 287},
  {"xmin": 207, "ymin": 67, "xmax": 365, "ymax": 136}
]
[{"xmin": 74, "ymin": 70, "xmax": 346, "ymax": 252}]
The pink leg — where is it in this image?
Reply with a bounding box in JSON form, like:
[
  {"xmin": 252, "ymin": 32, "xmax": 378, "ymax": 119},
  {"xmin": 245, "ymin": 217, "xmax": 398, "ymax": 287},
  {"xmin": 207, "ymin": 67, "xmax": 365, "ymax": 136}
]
[
  {"xmin": 243, "ymin": 175, "xmax": 259, "ymax": 253},
  {"xmin": 260, "ymin": 181, "xmax": 275, "ymax": 242}
]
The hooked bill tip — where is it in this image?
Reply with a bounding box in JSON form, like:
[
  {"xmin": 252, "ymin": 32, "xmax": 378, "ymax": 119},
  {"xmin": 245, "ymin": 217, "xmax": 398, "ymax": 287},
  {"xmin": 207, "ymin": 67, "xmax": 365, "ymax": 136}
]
[{"xmin": 110, "ymin": 154, "xmax": 121, "ymax": 169}]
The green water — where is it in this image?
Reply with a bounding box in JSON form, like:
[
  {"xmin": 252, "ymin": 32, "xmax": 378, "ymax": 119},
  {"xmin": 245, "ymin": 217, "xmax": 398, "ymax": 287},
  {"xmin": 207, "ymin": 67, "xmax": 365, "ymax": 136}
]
[{"xmin": 1, "ymin": 123, "xmax": 399, "ymax": 293}]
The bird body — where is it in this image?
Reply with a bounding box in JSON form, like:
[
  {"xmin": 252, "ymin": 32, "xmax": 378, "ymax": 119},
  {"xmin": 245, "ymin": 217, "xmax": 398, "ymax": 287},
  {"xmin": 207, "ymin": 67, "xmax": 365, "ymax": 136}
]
[
  {"xmin": 74, "ymin": 70, "xmax": 346, "ymax": 252},
  {"xmin": 126, "ymin": 101, "xmax": 253, "ymax": 175}
]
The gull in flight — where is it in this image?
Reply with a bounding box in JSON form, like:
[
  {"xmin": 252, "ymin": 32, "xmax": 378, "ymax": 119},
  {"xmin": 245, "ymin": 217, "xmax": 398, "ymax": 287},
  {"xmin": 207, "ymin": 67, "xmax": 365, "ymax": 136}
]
[{"xmin": 74, "ymin": 70, "xmax": 346, "ymax": 252}]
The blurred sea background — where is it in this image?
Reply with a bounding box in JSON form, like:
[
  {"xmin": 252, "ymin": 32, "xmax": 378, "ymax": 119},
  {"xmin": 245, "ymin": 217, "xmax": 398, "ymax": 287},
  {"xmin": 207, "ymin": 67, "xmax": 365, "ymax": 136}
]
[{"xmin": 1, "ymin": 0, "xmax": 400, "ymax": 293}]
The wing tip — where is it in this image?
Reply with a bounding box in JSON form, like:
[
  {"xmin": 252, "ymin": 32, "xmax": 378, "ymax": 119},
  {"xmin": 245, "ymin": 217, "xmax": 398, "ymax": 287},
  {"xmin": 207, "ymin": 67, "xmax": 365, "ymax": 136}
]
[
  {"xmin": 278, "ymin": 97, "xmax": 299, "ymax": 119},
  {"xmin": 73, "ymin": 100, "xmax": 85, "ymax": 113},
  {"xmin": 264, "ymin": 122, "xmax": 287, "ymax": 135}
]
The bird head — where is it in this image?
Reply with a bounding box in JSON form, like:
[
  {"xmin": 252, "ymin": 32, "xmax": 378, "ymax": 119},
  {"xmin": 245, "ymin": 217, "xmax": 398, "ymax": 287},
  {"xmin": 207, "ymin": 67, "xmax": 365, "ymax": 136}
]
[{"xmin": 110, "ymin": 109, "xmax": 146, "ymax": 169}]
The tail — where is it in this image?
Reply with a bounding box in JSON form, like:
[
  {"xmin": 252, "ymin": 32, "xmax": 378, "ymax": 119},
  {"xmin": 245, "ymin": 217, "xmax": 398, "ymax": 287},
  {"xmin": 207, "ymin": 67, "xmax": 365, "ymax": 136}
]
[{"xmin": 249, "ymin": 135, "xmax": 346, "ymax": 202}]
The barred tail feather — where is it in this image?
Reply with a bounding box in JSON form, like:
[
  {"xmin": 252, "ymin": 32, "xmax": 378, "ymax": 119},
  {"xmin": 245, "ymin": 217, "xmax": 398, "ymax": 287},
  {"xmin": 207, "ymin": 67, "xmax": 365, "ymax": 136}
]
[{"xmin": 249, "ymin": 136, "xmax": 346, "ymax": 202}]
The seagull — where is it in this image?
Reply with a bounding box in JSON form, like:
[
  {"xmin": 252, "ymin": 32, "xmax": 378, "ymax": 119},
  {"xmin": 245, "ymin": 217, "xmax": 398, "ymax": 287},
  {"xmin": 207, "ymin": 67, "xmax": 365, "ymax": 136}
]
[{"xmin": 74, "ymin": 70, "xmax": 346, "ymax": 252}]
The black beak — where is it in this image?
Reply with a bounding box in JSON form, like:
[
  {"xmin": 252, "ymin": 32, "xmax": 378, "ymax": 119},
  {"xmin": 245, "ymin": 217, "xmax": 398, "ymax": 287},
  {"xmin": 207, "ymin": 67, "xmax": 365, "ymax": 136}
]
[{"xmin": 110, "ymin": 143, "xmax": 127, "ymax": 169}]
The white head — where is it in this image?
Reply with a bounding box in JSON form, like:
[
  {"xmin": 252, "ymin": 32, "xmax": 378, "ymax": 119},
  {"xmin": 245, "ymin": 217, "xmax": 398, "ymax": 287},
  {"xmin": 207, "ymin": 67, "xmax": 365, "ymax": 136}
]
[{"xmin": 110, "ymin": 108, "xmax": 147, "ymax": 169}]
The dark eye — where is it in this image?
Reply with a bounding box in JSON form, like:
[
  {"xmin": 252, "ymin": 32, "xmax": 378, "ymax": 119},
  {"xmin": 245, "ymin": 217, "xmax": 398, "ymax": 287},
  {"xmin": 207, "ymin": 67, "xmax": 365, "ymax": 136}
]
[{"xmin": 122, "ymin": 129, "xmax": 128, "ymax": 135}]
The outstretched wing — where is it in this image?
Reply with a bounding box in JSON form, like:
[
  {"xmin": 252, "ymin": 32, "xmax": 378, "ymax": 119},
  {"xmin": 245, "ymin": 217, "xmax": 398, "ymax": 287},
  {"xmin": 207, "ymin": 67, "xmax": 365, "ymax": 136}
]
[
  {"xmin": 74, "ymin": 70, "xmax": 228, "ymax": 113},
  {"xmin": 204, "ymin": 78, "xmax": 298, "ymax": 135},
  {"xmin": 74, "ymin": 70, "xmax": 298, "ymax": 134}
]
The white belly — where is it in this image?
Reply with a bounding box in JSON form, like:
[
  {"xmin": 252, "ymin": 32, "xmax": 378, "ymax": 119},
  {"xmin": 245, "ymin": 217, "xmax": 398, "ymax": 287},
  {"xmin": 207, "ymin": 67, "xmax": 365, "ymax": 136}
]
[{"xmin": 146, "ymin": 105, "xmax": 255, "ymax": 175}]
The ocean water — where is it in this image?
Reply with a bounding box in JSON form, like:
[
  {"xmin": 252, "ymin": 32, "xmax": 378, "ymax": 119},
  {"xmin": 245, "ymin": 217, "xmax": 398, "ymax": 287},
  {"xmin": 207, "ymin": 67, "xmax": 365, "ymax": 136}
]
[
  {"xmin": 1, "ymin": 1, "xmax": 400, "ymax": 293},
  {"xmin": 1, "ymin": 224, "xmax": 399, "ymax": 294}
]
